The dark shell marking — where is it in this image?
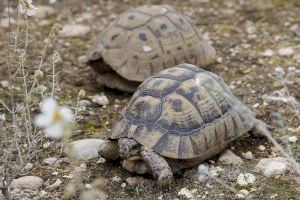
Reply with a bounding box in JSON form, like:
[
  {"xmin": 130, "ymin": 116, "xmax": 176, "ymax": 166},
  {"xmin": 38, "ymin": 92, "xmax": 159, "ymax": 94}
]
[
  {"xmin": 88, "ymin": 5, "xmax": 216, "ymax": 82},
  {"xmin": 109, "ymin": 64, "xmax": 255, "ymax": 159}
]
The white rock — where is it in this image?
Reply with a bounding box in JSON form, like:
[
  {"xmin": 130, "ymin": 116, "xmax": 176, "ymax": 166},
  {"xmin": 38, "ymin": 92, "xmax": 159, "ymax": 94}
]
[
  {"xmin": 258, "ymin": 145, "xmax": 266, "ymax": 151},
  {"xmin": 0, "ymin": 114, "xmax": 5, "ymax": 122},
  {"xmin": 237, "ymin": 173, "xmax": 255, "ymax": 186},
  {"xmin": 49, "ymin": 0, "xmax": 57, "ymax": 4},
  {"xmin": 242, "ymin": 151, "xmax": 253, "ymax": 160},
  {"xmin": 96, "ymin": 157, "xmax": 106, "ymax": 164},
  {"xmin": 218, "ymin": 150, "xmax": 243, "ymax": 165},
  {"xmin": 77, "ymin": 55, "xmax": 88, "ymax": 66},
  {"xmin": 84, "ymin": 183, "xmax": 92, "ymax": 189},
  {"xmin": 0, "ymin": 18, "xmax": 15, "ymax": 28},
  {"xmin": 239, "ymin": 189, "xmax": 249, "ymax": 196},
  {"xmin": 11, "ymin": 176, "xmax": 43, "ymax": 190},
  {"xmin": 44, "ymin": 179, "xmax": 62, "ymax": 191},
  {"xmin": 290, "ymin": 24, "xmax": 300, "ymax": 37},
  {"xmin": 43, "ymin": 142, "xmax": 51, "ymax": 149},
  {"xmin": 75, "ymin": 163, "xmax": 87, "ymax": 173},
  {"xmin": 91, "ymin": 94, "xmax": 109, "ymax": 106},
  {"xmin": 35, "ymin": 5, "xmax": 55, "ymax": 19},
  {"xmin": 39, "ymin": 190, "xmax": 48, "ymax": 198},
  {"xmin": 178, "ymin": 188, "xmax": 193, "ymax": 199},
  {"xmin": 278, "ymin": 47, "xmax": 295, "ymax": 57},
  {"xmin": 0, "ymin": 80, "xmax": 9, "ymax": 88},
  {"xmin": 67, "ymin": 139, "xmax": 105, "ymax": 160},
  {"xmin": 112, "ymin": 176, "xmax": 122, "ymax": 183},
  {"xmin": 209, "ymin": 166, "xmax": 224, "ymax": 177},
  {"xmin": 121, "ymin": 183, "xmax": 126, "ymax": 188},
  {"xmin": 235, "ymin": 193, "xmax": 245, "ymax": 199},
  {"xmin": 260, "ymin": 49, "xmax": 274, "ymax": 57},
  {"xmin": 197, "ymin": 164, "xmax": 210, "ymax": 182},
  {"xmin": 288, "ymin": 136, "xmax": 297, "ymax": 143},
  {"xmin": 255, "ymin": 157, "xmax": 289, "ymax": 177},
  {"xmin": 79, "ymin": 100, "xmax": 91, "ymax": 107},
  {"xmin": 274, "ymin": 67, "xmax": 285, "ymax": 75},
  {"xmin": 60, "ymin": 24, "xmax": 90, "ymax": 38},
  {"xmin": 43, "ymin": 157, "xmax": 61, "ymax": 165},
  {"xmin": 24, "ymin": 163, "xmax": 33, "ymax": 171}
]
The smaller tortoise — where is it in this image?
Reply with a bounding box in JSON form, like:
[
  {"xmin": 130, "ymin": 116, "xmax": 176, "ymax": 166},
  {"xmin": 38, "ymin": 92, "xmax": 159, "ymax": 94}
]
[
  {"xmin": 86, "ymin": 5, "xmax": 216, "ymax": 92},
  {"xmin": 98, "ymin": 64, "xmax": 264, "ymax": 186}
]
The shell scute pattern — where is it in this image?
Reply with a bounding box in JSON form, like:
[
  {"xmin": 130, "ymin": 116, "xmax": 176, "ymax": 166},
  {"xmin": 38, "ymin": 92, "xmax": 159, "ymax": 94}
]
[
  {"xmin": 90, "ymin": 5, "xmax": 216, "ymax": 82},
  {"xmin": 109, "ymin": 64, "xmax": 252, "ymax": 159}
]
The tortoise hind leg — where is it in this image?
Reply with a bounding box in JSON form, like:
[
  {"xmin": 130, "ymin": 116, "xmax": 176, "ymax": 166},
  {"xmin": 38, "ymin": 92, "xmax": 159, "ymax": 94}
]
[{"xmin": 140, "ymin": 147, "xmax": 173, "ymax": 187}]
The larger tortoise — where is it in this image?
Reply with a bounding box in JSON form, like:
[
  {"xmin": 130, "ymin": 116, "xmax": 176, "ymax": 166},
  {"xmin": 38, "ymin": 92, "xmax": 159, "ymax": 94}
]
[
  {"xmin": 98, "ymin": 64, "xmax": 264, "ymax": 186},
  {"xmin": 86, "ymin": 5, "xmax": 216, "ymax": 92}
]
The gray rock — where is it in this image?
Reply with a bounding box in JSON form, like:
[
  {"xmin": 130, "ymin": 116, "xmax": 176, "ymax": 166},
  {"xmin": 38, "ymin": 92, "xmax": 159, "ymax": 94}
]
[
  {"xmin": 255, "ymin": 157, "xmax": 290, "ymax": 177},
  {"xmin": 0, "ymin": 18, "xmax": 15, "ymax": 29},
  {"xmin": 0, "ymin": 80, "xmax": 9, "ymax": 88},
  {"xmin": 126, "ymin": 177, "xmax": 146, "ymax": 186},
  {"xmin": 278, "ymin": 47, "xmax": 295, "ymax": 57},
  {"xmin": 35, "ymin": 5, "xmax": 55, "ymax": 19},
  {"xmin": 290, "ymin": 24, "xmax": 300, "ymax": 37},
  {"xmin": 91, "ymin": 94, "xmax": 109, "ymax": 106},
  {"xmin": 242, "ymin": 151, "xmax": 253, "ymax": 160},
  {"xmin": 218, "ymin": 150, "xmax": 243, "ymax": 166},
  {"xmin": 79, "ymin": 100, "xmax": 91, "ymax": 107},
  {"xmin": 112, "ymin": 176, "xmax": 122, "ymax": 183},
  {"xmin": 43, "ymin": 157, "xmax": 61, "ymax": 165},
  {"xmin": 77, "ymin": 55, "xmax": 88, "ymax": 66},
  {"xmin": 11, "ymin": 176, "xmax": 43, "ymax": 190},
  {"xmin": 66, "ymin": 139, "xmax": 105, "ymax": 160},
  {"xmin": 24, "ymin": 163, "xmax": 33, "ymax": 171},
  {"xmin": 60, "ymin": 24, "xmax": 90, "ymax": 38},
  {"xmin": 236, "ymin": 173, "xmax": 255, "ymax": 186},
  {"xmin": 258, "ymin": 145, "xmax": 266, "ymax": 151},
  {"xmin": 44, "ymin": 179, "xmax": 62, "ymax": 192}
]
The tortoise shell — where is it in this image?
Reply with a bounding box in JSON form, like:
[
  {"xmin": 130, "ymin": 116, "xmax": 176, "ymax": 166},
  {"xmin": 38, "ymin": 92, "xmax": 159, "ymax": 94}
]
[
  {"xmin": 86, "ymin": 5, "xmax": 216, "ymax": 82},
  {"xmin": 109, "ymin": 64, "xmax": 255, "ymax": 160}
]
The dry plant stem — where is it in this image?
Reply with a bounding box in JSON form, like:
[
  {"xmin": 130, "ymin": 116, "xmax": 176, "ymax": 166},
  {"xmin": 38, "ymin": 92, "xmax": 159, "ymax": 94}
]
[
  {"xmin": 258, "ymin": 121, "xmax": 300, "ymax": 175},
  {"xmin": 29, "ymin": 24, "xmax": 60, "ymax": 96},
  {"xmin": 51, "ymin": 56, "xmax": 56, "ymax": 98}
]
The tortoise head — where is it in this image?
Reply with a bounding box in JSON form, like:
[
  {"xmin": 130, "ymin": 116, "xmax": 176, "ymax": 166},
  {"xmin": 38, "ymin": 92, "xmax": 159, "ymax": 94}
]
[{"xmin": 118, "ymin": 138, "xmax": 141, "ymax": 160}]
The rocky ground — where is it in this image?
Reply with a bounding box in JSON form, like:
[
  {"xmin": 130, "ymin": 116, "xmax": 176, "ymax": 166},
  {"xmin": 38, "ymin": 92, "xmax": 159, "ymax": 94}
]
[{"xmin": 0, "ymin": 0, "xmax": 299, "ymax": 199}]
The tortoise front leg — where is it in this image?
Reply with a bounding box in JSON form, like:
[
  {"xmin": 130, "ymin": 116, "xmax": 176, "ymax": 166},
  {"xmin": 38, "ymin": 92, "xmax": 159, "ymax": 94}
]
[
  {"xmin": 140, "ymin": 147, "xmax": 173, "ymax": 186},
  {"xmin": 98, "ymin": 140, "xmax": 119, "ymax": 160}
]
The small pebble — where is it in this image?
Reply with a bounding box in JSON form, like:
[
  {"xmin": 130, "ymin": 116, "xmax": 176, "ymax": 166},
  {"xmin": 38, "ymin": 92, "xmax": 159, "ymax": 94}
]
[
  {"xmin": 218, "ymin": 150, "xmax": 243, "ymax": 166},
  {"xmin": 258, "ymin": 145, "xmax": 266, "ymax": 151},
  {"xmin": 112, "ymin": 176, "xmax": 122, "ymax": 183},
  {"xmin": 278, "ymin": 47, "xmax": 295, "ymax": 57},
  {"xmin": 242, "ymin": 151, "xmax": 253, "ymax": 160},
  {"xmin": 121, "ymin": 183, "xmax": 126, "ymax": 188},
  {"xmin": 96, "ymin": 157, "xmax": 106, "ymax": 164},
  {"xmin": 178, "ymin": 188, "xmax": 193, "ymax": 199},
  {"xmin": 0, "ymin": 80, "xmax": 9, "ymax": 88},
  {"xmin": 91, "ymin": 94, "xmax": 109, "ymax": 106}
]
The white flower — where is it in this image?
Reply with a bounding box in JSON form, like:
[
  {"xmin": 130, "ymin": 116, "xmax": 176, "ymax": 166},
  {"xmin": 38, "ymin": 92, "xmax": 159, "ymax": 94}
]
[
  {"xmin": 35, "ymin": 98, "xmax": 74, "ymax": 139},
  {"xmin": 18, "ymin": 0, "xmax": 37, "ymax": 16}
]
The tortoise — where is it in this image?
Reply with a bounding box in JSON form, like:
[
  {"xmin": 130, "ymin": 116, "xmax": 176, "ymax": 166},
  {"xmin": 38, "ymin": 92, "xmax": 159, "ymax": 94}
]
[
  {"xmin": 86, "ymin": 5, "xmax": 216, "ymax": 92},
  {"xmin": 98, "ymin": 63, "xmax": 265, "ymax": 186}
]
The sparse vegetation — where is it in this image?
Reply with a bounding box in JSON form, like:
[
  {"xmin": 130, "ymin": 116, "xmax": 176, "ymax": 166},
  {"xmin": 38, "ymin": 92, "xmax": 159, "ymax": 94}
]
[{"xmin": 0, "ymin": 0, "xmax": 299, "ymax": 199}]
